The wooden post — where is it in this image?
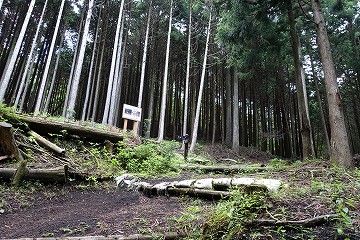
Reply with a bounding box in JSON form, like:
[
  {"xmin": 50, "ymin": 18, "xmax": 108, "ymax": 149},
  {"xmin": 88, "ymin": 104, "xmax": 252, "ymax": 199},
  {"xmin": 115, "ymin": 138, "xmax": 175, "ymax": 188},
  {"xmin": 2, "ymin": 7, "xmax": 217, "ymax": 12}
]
[
  {"xmin": 0, "ymin": 122, "xmax": 24, "ymax": 161},
  {"xmin": 11, "ymin": 160, "xmax": 27, "ymax": 186},
  {"xmin": 132, "ymin": 121, "xmax": 138, "ymax": 136},
  {"xmin": 123, "ymin": 119, "xmax": 128, "ymax": 131}
]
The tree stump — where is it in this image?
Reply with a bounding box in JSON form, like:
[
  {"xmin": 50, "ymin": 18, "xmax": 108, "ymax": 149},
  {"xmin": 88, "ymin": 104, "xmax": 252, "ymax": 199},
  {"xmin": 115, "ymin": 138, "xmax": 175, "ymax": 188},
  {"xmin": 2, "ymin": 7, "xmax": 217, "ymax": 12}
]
[{"xmin": 0, "ymin": 122, "xmax": 23, "ymax": 161}]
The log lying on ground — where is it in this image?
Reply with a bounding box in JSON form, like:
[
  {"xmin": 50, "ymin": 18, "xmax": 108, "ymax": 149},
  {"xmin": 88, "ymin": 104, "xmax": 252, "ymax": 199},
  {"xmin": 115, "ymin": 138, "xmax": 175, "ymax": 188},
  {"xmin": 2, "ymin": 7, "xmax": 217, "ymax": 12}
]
[
  {"xmin": 0, "ymin": 122, "xmax": 24, "ymax": 161},
  {"xmin": 0, "ymin": 165, "xmax": 69, "ymax": 183},
  {"xmin": 116, "ymin": 174, "xmax": 283, "ymax": 199},
  {"xmin": 246, "ymin": 214, "xmax": 338, "ymax": 227},
  {"xmin": 19, "ymin": 116, "xmax": 124, "ymax": 142},
  {"xmin": 179, "ymin": 164, "xmax": 271, "ymax": 173},
  {"xmin": 167, "ymin": 187, "xmax": 233, "ymax": 200},
  {"xmin": 28, "ymin": 130, "xmax": 65, "ymax": 155}
]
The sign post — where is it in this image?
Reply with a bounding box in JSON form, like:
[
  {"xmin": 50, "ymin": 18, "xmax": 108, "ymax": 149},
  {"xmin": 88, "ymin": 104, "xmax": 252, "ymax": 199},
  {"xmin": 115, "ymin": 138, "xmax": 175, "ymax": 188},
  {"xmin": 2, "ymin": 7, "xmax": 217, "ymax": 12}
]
[{"xmin": 122, "ymin": 104, "xmax": 142, "ymax": 136}]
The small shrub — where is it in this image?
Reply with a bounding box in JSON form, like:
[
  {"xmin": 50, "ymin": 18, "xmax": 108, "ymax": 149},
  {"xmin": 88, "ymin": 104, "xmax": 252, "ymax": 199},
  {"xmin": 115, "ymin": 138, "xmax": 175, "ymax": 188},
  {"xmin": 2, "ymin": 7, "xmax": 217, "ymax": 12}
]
[
  {"xmin": 201, "ymin": 190, "xmax": 268, "ymax": 240},
  {"xmin": 116, "ymin": 140, "xmax": 179, "ymax": 176}
]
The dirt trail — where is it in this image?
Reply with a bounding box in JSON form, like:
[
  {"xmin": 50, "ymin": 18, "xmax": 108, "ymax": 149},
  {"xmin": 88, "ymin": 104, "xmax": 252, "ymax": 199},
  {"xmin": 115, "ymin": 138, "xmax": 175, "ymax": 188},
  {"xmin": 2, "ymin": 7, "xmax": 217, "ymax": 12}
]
[{"xmin": 0, "ymin": 188, "xmax": 190, "ymax": 239}]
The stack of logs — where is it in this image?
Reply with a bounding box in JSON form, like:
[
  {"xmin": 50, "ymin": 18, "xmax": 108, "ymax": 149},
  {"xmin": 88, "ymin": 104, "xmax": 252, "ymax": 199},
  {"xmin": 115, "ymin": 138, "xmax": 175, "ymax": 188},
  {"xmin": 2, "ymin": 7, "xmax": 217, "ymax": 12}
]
[{"xmin": 0, "ymin": 122, "xmax": 68, "ymax": 186}]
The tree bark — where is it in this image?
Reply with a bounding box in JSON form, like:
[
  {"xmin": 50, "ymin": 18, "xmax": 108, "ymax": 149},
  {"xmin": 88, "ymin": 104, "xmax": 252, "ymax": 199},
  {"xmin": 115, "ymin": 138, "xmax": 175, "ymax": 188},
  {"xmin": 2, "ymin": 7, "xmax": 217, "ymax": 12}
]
[
  {"xmin": 311, "ymin": 0, "xmax": 353, "ymax": 168},
  {"xmin": 28, "ymin": 130, "xmax": 65, "ymax": 155},
  {"xmin": 20, "ymin": 116, "xmax": 124, "ymax": 143},
  {"xmin": 287, "ymin": 0, "xmax": 315, "ymax": 158},
  {"xmin": 183, "ymin": 0, "xmax": 192, "ymax": 142},
  {"xmin": 189, "ymin": 10, "xmax": 212, "ymax": 152},
  {"xmin": 34, "ymin": 0, "xmax": 66, "ymax": 115},
  {"xmin": 232, "ymin": 67, "xmax": 240, "ymax": 151},
  {"xmin": 0, "ymin": 165, "xmax": 69, "ymax": 184},
  {"xmin": 0, "ymin": 0, "xmax": 36, "ymax": 102},
  {"xmin": 102, "ymin": 0, "xmax": 125, "ymax": 125},
  {"xmin": 14, "ymin": 0, "xmax": 49, "ymax": 108},
  {"xmin": 225, "ymin": 67, "xmax": 232, "ymax": 146},
  {"xmin": 137, "ymin": 0, "xmax": 152, "ymax": 109},
  {"xmin": 81, "ymin": 12, "xmax": 101, "ymax": 122},
  {"xmin": 66, "ymin": 0, "xmax": 94, "ymax": 119},
  {"xmin": 157, "ymin": 0, "xmax": 173, "ymax": 142}
]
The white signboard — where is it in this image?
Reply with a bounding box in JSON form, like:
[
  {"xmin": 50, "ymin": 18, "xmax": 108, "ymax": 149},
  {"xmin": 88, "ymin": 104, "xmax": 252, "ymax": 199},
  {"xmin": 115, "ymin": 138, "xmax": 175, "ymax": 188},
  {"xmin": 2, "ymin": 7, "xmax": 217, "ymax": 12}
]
[{"xmin": 122, "ymin": 104, "xmax": 142, "ymax": 122}]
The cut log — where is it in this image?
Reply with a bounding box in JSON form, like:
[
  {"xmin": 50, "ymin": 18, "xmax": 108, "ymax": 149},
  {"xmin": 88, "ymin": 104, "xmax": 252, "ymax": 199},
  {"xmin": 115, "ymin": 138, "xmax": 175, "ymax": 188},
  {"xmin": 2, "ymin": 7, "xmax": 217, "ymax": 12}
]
[
  {"xmin": 0, "ymin": 165, "xmax": 69, "ymax": 183},
  {"xmin": 19, "ymin": 116, "xmax": 124, "ymax": 142},
  {"xmin": 28, "ymin": 130, "xmax": 65, "ymax": 155},
  {"xmin": 179, "ymin": 164, "xmax": 270, "ymax": 173},
  {"xmin": 246, "ymin": 214, "xmax": 338, "ymax": 227},
  {"xmin": 0, "ymin": 122, "xmax": 23, "ymax": 161}
]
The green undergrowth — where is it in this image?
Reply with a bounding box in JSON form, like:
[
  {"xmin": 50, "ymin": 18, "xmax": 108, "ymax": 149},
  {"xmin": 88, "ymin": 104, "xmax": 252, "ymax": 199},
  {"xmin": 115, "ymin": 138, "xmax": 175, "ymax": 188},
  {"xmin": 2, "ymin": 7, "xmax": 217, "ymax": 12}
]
[
  {"xmin": 0, "ymin": 103, "xmax": 28, "ymax": 130},
  {"xmin": 176, "ymin": 159, "xmax": 360, "ymax": 239},
  {"xmin": 62, "ymin": 137, "xmax": 183, "ymax": 179},
  {"xmin": 116, "ymin": 140, "xmax": 182, "ymax": 177}
]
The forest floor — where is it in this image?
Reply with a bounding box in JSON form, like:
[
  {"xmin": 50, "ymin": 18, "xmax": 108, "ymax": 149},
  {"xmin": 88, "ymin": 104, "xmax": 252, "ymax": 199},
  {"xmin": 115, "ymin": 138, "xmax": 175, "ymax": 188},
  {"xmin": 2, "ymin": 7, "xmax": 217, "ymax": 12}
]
[{"xmin": 0, "ymin": 118, "xmax": 360, "ymax": 239}]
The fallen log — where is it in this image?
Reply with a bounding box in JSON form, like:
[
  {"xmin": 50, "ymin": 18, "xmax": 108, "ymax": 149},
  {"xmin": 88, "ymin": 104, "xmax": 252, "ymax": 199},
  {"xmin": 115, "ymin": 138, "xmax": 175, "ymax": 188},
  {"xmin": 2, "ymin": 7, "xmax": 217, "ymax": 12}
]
[
  {"xmin": 246, "ymin": 214, "xmax": 338, "ymax": 227},
  {"xmin": 0, "ymin": 122, "xmax": 24, "ymax": 161},
  {"xmin": 19, "ymin": 116, "xmax": 124, "ymax": 142},
  {"xmin": 167, "ymin": 187, "xmax": 232, "ymax": 199},
  {"xmin": 116, "ymin": 174, "xmax": 283, "ymax": 199},
  {"xmin": 28, "ymin": 130, "xmax": 65, "ymax": 155},
  {"xmin": 0, "ymin": 165, "xmax": 69, "ymax": 183},
  {"xmin": 179, "ymin": 164, "xmax": 271, "ymax": 173}
]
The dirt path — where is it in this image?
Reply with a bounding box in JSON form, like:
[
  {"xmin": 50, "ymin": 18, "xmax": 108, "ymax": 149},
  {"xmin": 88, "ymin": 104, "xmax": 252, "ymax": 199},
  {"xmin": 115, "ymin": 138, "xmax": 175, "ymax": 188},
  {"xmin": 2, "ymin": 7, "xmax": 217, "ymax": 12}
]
[{"xmin": 0, "ymin": 188, "xmax": 193, "ymax": 239}]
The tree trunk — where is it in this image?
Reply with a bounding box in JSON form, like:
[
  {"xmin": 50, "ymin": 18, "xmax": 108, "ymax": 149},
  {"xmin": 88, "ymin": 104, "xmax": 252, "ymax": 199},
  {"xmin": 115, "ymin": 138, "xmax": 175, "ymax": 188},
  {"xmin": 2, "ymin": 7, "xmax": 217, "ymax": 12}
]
[
  {"xmin": 183, "ymin": 0, "xmax": 192, "ymax": 141},
  {"xmin": 81, "ymin": 12, "xmax": 101, "ymax": 122},
  {"xmin": 34, "ymin": 0, "xmax": 65, "ymax": 115},
  {"xmin": 189, "ymin": 11, "xmax": 212, "ymax": 152},
  {"xmin": 62, "ymin": 11, "xmax": 85, "ymax": 117},
  {"xmin": 92, "ymin": 37, "xmax": 106, "ymax": 124},
  {"xmin": 157, "ymin": 0, "xmax": 173, "ymax": 142},
  {"xmin": 102, "ymin": 0, "xmax": 125, "ymax": 125},
  {"xmin": 14, "ymin": 13, "xmax": 45, "ymax": 107},
  {"xmin": 137, "ymin": 0, "xmax": 152, "ymax": 109},
  {"xmin": 287, "ymin": 0, "xmax": 315, "ymax": 158},
  {"xmin": 311, "ymin": 0, "xmax": 353, "ymax": 168},
  {"xmin": 43, "ymin": 32, "xmax": 65, "ymax": 114},
  {"xmin": 66, "ymin": 0, "xmax": 94, "ymax": 119},
  {"xmin": 0, "ymin": 0, "xmax": 36, "ymax": 102},
  {"xmin": 108, "ymin": 10, "xmax": 126, "ymax": 126},
  {"xmin": 225, "ymin": 67, "xmax": 232, "ymax": 147},
  {"xmin": 232, "ymin": 67, "xmax": 240, "ymax": 151}
]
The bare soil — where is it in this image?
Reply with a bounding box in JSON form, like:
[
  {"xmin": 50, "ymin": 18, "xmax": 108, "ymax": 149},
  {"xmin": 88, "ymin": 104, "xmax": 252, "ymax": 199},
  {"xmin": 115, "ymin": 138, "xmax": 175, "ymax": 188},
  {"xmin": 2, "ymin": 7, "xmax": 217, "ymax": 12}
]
[{"xmin": 0, "ymin": 184, "xmax": 208, "ymax": 239}]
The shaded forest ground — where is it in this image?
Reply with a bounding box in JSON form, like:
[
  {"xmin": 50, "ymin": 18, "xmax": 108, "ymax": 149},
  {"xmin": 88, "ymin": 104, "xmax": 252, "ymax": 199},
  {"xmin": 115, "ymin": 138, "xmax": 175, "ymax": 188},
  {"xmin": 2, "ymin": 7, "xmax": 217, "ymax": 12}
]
[{"xmin": 0, "ymin": 118, "xmax": 359, "ymax": 239}]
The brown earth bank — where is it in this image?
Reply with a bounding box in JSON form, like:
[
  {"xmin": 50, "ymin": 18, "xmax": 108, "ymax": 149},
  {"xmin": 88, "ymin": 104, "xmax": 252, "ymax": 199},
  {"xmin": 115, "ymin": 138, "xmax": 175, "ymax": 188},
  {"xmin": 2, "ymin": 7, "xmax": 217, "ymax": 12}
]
[{"xmin": 0, "ymin": 186, "xmax": 207, "ymax": 239}]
